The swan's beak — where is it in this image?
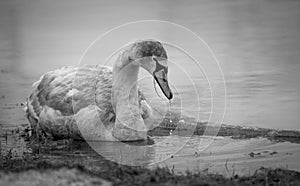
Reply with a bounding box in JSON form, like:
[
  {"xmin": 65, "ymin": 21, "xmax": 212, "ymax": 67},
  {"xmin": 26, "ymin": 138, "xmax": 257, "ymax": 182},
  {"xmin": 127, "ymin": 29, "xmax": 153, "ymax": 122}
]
[
  {"xmin": 153, "ymin": 73, "xmax": 173, "ymax": 100},
  {"xmin": 152, "ymin": 58, "xmax": 173, "ymax": 100}
]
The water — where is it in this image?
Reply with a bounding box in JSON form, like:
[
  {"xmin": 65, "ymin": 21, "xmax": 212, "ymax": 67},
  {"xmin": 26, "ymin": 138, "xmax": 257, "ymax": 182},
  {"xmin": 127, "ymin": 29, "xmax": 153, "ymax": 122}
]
[
  {"xmin": 83, "ymin": 135, "xmax": 300, "ymax": 175},
  {"xmin": 1, "ymin": 0, "xmax": 300, "ymax": 175},
  {"xmin": 156, "ymin": 135, "xmax": 300, "ymax": 175},
  {"xmin": 1, "ymin": 0, "xmax": 300, "ymax": 130}
]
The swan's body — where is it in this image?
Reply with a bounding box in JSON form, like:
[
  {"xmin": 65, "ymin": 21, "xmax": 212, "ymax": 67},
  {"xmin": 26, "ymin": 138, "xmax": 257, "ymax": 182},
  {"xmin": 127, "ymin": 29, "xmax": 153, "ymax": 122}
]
[{"xmin": 25, "ymin": 40, "xmax": 172, "ymax": 141}]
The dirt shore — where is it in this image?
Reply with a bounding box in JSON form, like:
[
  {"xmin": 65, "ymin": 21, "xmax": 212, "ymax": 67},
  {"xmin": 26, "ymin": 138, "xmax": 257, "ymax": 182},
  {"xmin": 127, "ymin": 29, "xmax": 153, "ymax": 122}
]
[
  {"xmin": 1, "ymin": 136, "xmax": 300, "ymax": 186},
  {"xmin": 1, "ymin": 152, "xmax": 300, "ymax": 186},
  {"xmin": 1, "ymin": 105, "xmax": 300, "ymax": 185}
]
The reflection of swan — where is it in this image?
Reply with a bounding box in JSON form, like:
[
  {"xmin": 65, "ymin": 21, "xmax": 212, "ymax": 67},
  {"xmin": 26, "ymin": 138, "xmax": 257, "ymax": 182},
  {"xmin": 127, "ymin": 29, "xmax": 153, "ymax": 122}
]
[
  {"xmin": 24, "ymin": 40, "xmax": 173, "ymax": 141},
  {"xmin": 88, "ymin": 140, "xmax": 155, "ymax": 166}
]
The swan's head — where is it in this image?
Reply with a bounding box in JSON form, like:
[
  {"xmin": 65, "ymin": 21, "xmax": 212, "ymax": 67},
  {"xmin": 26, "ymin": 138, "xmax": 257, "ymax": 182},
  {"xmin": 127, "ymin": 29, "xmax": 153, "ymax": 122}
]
[{"xmin": 130, "ymin": 40, "xmax": 173, "ymax": 100}]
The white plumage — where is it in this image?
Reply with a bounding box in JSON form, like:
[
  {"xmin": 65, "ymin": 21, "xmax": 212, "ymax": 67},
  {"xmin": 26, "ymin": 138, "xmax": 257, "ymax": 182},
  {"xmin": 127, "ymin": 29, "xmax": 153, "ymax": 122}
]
[{"xmin": 24, "ymin": 40, "xmax": 172, "ymax": 141}]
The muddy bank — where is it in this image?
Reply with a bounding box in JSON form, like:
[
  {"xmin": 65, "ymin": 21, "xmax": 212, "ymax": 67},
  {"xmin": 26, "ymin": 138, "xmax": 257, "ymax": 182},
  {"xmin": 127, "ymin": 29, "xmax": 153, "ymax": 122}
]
[
  {"xmin": 1, "ymin": 151, "xmax": 300, "ymax": 186},
  {"xmin": 1, "ymin": 134, "xmax": 300, "ymax": 186},
  {"xmin": 1, "ymin": 156, "xmax": 300, "ymax": 186},
  {"xmin": 1, "ymin": 104, "xmax": 300, "ymax": 185},
  {"xmin": 0, "ymin": 168, "xmax": 111, "ymax": 186}
]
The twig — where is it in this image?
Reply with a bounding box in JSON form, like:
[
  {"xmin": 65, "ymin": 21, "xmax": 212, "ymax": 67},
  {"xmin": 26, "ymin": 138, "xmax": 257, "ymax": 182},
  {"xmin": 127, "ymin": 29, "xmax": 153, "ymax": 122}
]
[{"xmin": 225, "ymin": 159, "xmax": 229, "ymax": 172}]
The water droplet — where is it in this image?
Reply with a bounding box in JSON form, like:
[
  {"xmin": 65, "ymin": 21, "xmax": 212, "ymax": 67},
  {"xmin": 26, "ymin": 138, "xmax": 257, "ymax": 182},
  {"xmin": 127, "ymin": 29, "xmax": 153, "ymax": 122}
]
[{"xmin": 168, "ymin": 100, "xmax": 172, "ymax": 124}]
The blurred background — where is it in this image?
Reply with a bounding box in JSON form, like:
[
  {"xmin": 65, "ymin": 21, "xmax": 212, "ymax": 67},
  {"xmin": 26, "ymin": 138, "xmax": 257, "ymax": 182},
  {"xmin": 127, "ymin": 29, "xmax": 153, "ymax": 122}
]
[{"xmin": 1, "ymin": 0, "xmax": 300, "ymax": 130}]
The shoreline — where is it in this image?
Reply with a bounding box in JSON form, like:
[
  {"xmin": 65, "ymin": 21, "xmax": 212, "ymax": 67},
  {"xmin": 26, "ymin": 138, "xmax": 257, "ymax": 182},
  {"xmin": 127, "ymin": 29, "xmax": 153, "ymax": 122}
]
[
  {"xmin": 148, "ymin": 111, "xmax": 300, "ymax": 144},
  {"xmin": 1, "ymin": 129, "xmax": 300, "ymax": 185},
  {"xmin": 1, "ymin": 106, "xmax": 300, "ymax": 185},
  {"xmin": 1, "ymin": 139, "xmax": 300, "ymax": 186}
]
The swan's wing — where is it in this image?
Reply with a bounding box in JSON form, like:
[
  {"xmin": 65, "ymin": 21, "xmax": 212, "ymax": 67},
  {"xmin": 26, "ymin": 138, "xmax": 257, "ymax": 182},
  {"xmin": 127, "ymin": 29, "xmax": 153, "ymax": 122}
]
[
  {"xmin": 140, "ymin": 100, "xmax": 153, "ymax": 119},
  {"xmin": 26, "ymin": 65, "xmax": 115, "ymax": 123},
  {"xmin": 138, "ymin": 90, "xmax": 154, "ymax": 129}
]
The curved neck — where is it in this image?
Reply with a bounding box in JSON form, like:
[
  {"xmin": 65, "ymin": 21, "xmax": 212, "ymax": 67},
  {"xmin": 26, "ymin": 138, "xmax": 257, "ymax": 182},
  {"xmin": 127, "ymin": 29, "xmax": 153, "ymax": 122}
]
[
  {"xmin": 112, "ymin": 52, "xmax": 143, "ymax": 123},
  {"xmin": 112, "ymin": 61, "xmax": 139, "ymax": 108},
  {"xmin": 111, "ymin": 44, "xmax": 157, "ymax": 140},
  {"xmin": 111, "ymin": 51, "xmax": 147, "ymax": 141}
]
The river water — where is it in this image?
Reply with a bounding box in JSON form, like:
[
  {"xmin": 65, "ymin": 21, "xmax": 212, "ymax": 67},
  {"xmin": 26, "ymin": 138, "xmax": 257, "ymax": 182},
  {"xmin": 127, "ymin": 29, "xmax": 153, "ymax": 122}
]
[
  {"xmin": 1, "ymin": 0, "xmax": 300, "ymax": 130},
  {"xmin": 1, "ymin": 0, "xmax": 300, "ymax": 175}
]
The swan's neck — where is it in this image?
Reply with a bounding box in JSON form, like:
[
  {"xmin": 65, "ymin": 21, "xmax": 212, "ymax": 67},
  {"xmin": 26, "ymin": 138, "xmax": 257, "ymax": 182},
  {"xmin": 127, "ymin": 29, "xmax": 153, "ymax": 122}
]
[
  {"xmin": 111, "ymin": 53, "xmax": 147, "ymax": 141},
  {"xmin": 112, "ymin": 62, "xmax": 139, "ymax": 108}
]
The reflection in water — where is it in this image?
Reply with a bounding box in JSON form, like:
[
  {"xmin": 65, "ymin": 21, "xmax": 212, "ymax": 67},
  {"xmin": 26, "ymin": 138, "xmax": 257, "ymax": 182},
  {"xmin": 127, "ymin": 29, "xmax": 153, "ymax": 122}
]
[
  {"xmin": 73, "ymin": 135, "xmax": 300, "ymax": 176},
  {"xmin": 86, "ymin": 127, "xmax": 196, "ymax": 166},
  {"xmin": 2, "ymin": 120, "xmax": 300, "ymax": 176},
  {"xmin": 88, "ymin": 141, "xmax": 155, "ymax": 166}
]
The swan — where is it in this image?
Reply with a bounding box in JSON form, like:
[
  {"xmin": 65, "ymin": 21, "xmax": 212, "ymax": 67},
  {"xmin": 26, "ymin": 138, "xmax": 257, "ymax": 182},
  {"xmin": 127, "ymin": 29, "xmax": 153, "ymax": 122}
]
[{"xmin": 24, "ymin": 40, "xmax": 173, "ymax": 141}]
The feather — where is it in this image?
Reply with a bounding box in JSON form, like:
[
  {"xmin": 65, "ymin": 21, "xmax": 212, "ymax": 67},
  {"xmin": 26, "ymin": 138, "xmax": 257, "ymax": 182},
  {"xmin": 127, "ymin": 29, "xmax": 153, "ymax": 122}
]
[{"xmin": 25, "ymin": 65, "xmax": 152, "ymax": 140}]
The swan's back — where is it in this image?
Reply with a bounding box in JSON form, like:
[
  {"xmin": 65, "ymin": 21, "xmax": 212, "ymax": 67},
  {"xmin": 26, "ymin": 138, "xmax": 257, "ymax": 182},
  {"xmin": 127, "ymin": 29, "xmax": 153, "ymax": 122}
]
[
  {"xmin": 32, "ymin": 65, "xmax": 113, "ymax": 114},
  {"xmin": 26, "ymin": 65, "xmax": 115, "ymax": 137}
]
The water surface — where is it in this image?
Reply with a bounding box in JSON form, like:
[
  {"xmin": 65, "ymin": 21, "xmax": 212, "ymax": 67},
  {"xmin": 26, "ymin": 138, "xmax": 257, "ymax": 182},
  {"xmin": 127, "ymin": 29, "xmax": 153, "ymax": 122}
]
[{"xmin": 1, "ymin": 0, "xmax": 300, "ymax": 129}]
